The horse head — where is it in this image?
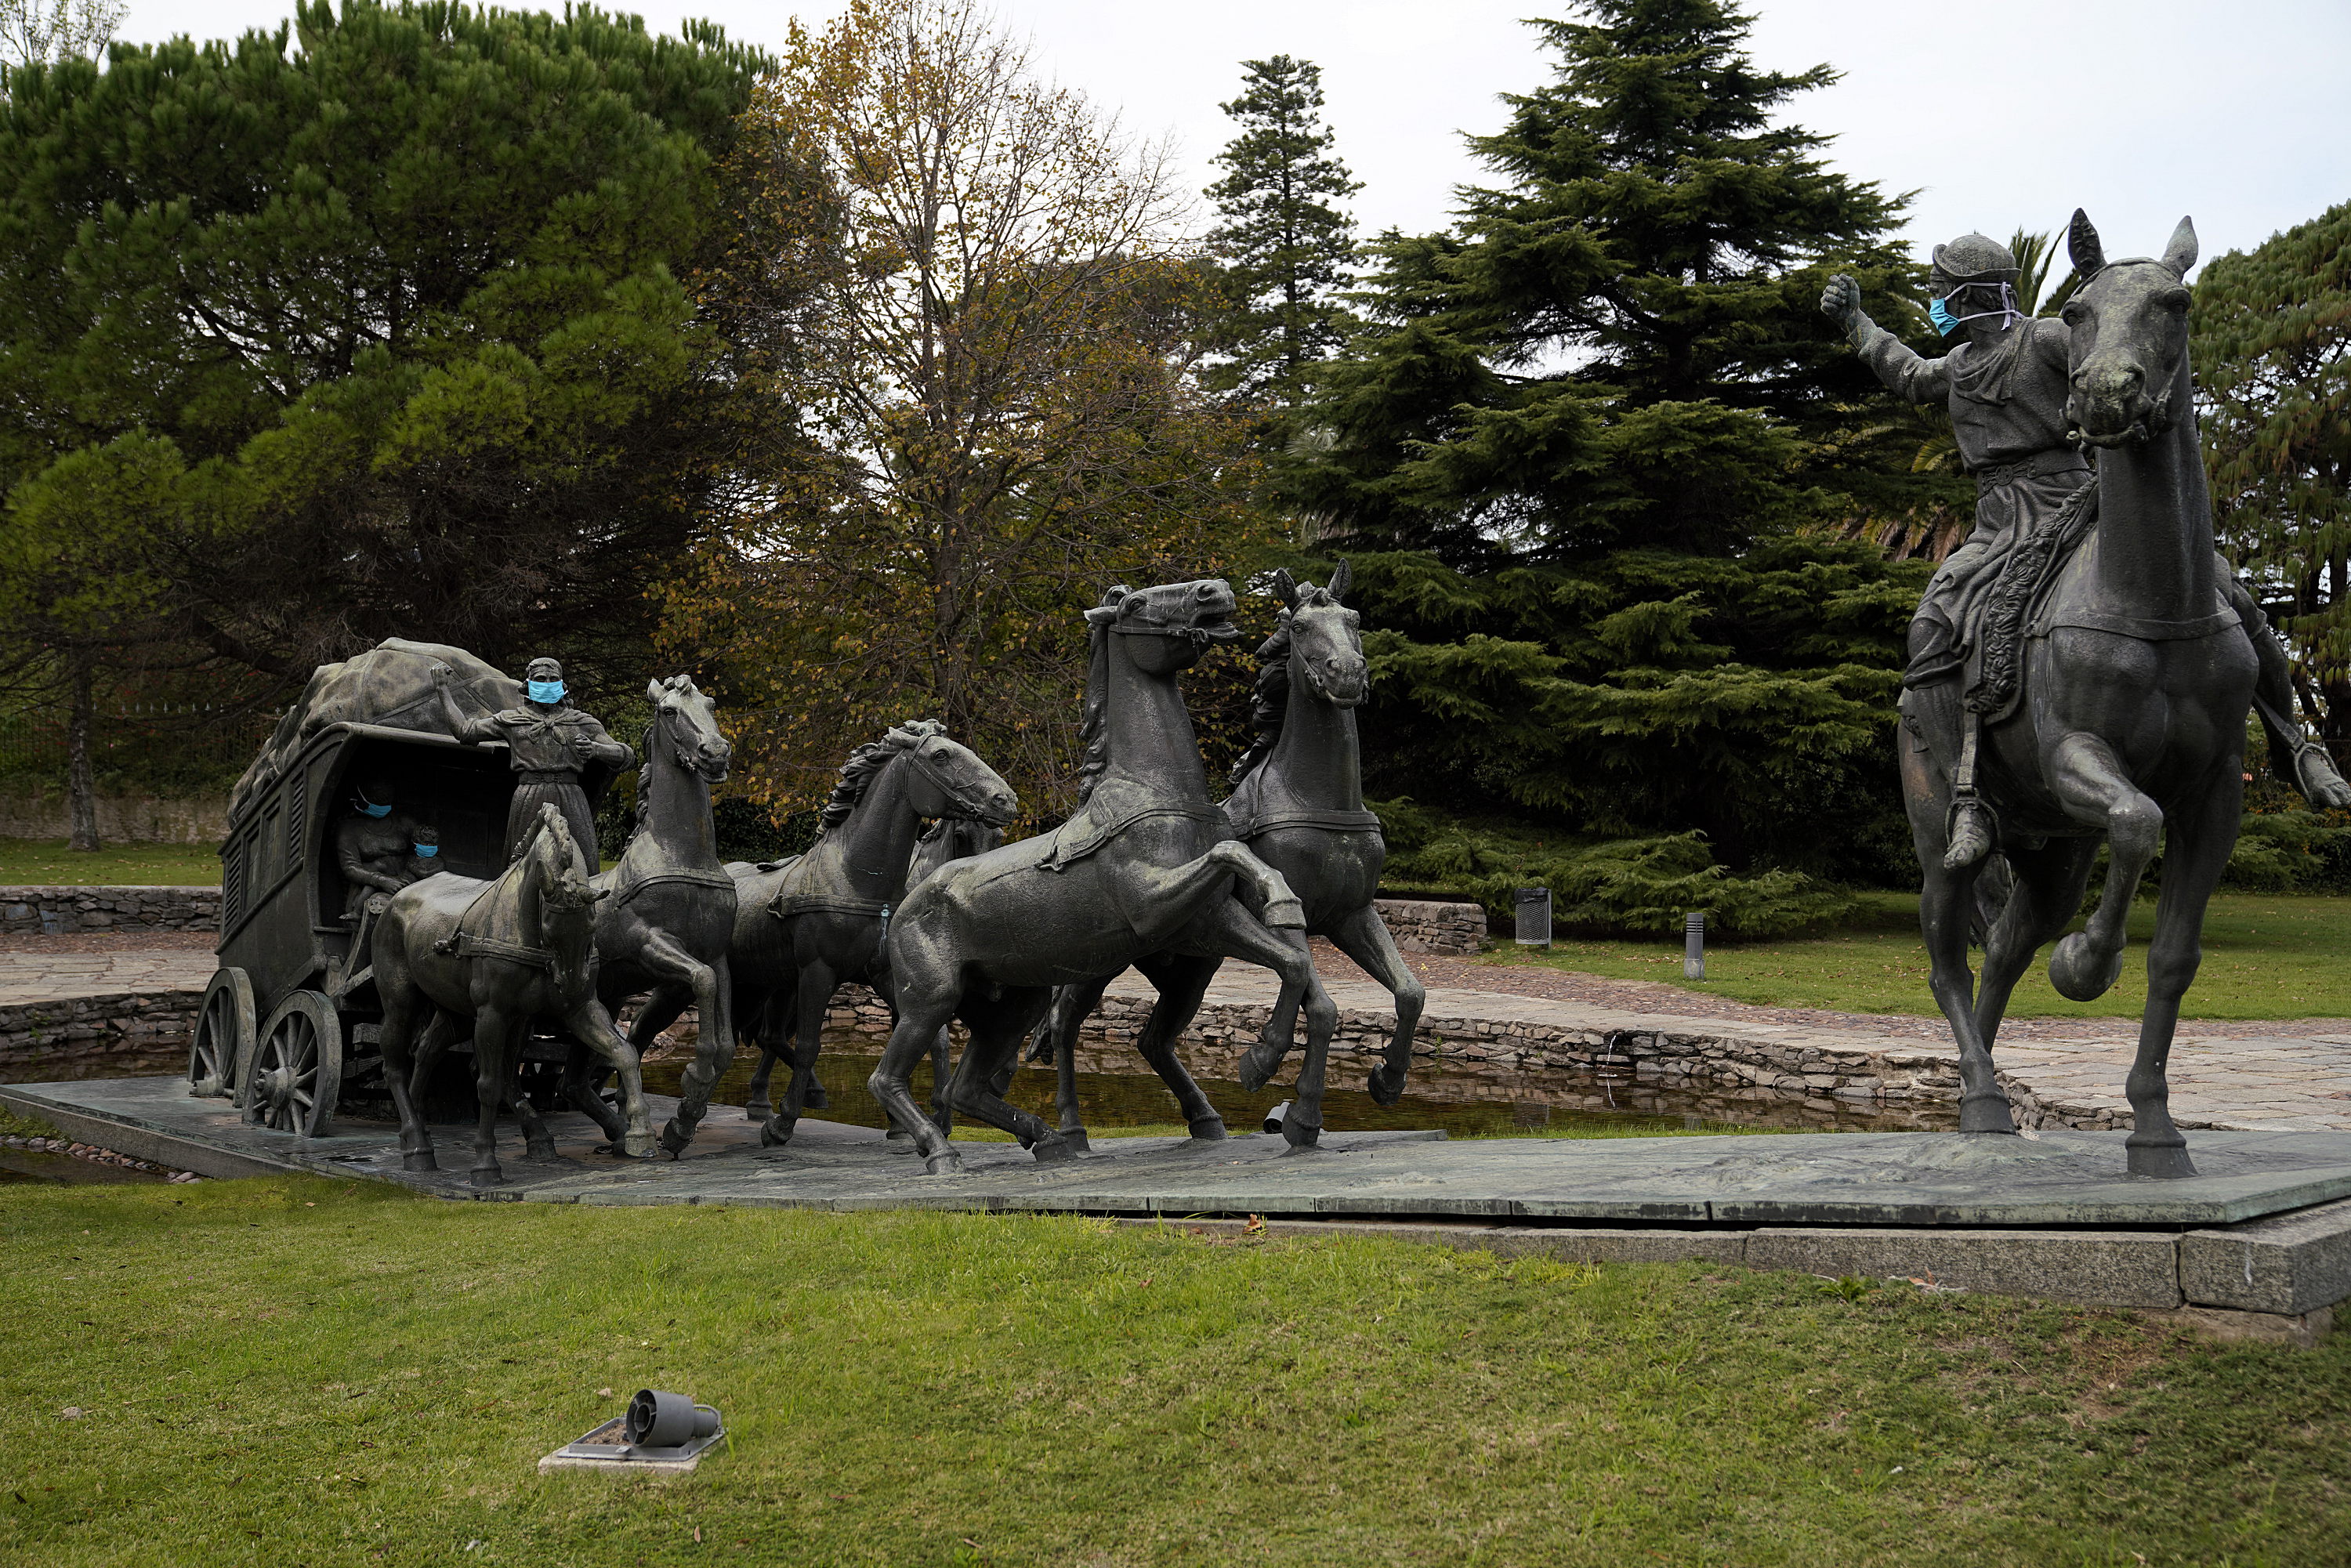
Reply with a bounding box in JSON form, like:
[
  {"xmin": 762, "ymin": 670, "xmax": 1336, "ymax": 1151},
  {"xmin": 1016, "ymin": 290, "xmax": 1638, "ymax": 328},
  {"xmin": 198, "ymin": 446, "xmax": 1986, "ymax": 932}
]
[
  {"xmin": 2061, "ymin": 209, "xmax": 2199, "ymax": 449},
  {"xmin": 645, "ymin": 674, "xmax": 732, "ymax": 784},
  {"xmin": 1271, "ymin": 563, "xmax": 1367, "ymax": 708},
  {"xmin": 1085, "ymin": 578, "xmax": 1241, "ymax": 675},
  {"xmin": 886, "ymin": 719, "xmax": 1020, "ymax": 827}
]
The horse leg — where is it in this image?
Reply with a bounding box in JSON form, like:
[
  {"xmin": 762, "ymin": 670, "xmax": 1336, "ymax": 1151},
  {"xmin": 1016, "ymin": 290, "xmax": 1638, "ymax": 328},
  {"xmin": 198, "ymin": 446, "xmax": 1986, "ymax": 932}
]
[
  {"xmin": 563, "ymin": 998, "xmax": 654, "ymax": 1158},
  {"xmin": 506, "ymin": 1063, "xmax": 560, "ymax": 1162},
  {"xmin": 867, "ymin": 987, "xmax": 964, "ymax": 1175},
  {"xmin": 469, "ymin": 1007, "xmax": 518, "ymax": 1186},
  {"xmin": 558, "ymin": 1037, "xmax": 627, "ymax": 1143},
  {"xmin": 1183, "ymin": 900, "xmax": 1335, "ymax": 1147},
  {"xmin": 1028, "ymin": 976, "xmax": 1110, "ymax": 1146},
  {"xmin": 2124, "ymin": 777, "xmax": 2239, "ymax": 1178},
  {"xmin": 940, "ymin": 987, "xmax": 1067, "ymax": 1160},
  {"xmin": 655, "ymin": 950, "xmax": 734, "ymax": 1157},
  {"xmin": 1972, "ymin": 838, "xmax": 2098, "ymax": 1051},
  {"xmin": 763, "ymin": 961, "xmax": 833, "ymax": 1150},
  {"xmin": 740, "ymin": 988, "xmax": 777, "ymax": 1121},
  {"xmin": 929, "ymin": 1024, "xmax": 956, "ymax": 1138},
  {"xmin": 1901, "ymin": 728, "xmax": 2008, "ymax": 1132},
  {"xmin": 1325, "ymin": 904, "xmax": 1426, "ymax": 1106},
  {"xmin": 2045, "ymin": 733, "xmax": 2162, "ymax": 1002},
  {"xmin": 375, "ymin": 976, "xmax": 436, "ymax": 1173},
  {"xmin": 1128, "ymin": 953, "xmax": 1228, "ymax": 1141}
]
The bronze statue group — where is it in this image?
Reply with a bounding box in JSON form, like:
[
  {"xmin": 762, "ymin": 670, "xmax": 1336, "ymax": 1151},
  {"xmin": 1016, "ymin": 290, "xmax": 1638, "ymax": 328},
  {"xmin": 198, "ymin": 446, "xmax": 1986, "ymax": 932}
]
[{"xmin": 335, "ymin": 212, "xmax": 2321, "ymax": 1184}]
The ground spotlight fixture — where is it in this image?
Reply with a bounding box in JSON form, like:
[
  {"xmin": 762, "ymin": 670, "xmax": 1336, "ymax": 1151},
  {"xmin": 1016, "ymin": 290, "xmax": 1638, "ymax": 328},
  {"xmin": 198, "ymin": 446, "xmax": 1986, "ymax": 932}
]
[
  {"xmin": 1262, "ymin": 1101, "xmax": 1291, "ymax": 1135},
  {"xmin": 541, "ymin": 1388, "xmax": 726, "ymax": 1473}
]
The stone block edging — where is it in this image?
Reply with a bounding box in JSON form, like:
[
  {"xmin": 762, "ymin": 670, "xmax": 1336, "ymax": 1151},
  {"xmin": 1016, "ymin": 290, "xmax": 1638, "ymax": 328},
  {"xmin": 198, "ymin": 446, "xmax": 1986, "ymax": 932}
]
[
  {"xmin": 0, "ymin": 884, "xmax": 219, "ymax": 935},
  {"xmin": 1372, "ymin": 899, "xmax": 1485, "ymax": 955},
  {"xmin": 0, "ymin": 991, "xmax": 203, "ymax": 1078}
]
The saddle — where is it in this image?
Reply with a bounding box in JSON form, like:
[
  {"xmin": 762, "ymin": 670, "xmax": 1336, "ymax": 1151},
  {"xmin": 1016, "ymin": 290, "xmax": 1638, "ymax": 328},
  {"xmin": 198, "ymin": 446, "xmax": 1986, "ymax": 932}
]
[
  {"xmin": 1963, "ymin": 477, "xmax": 2099, "ymax": 725},
  {"xmin": 1034, "ymin": 788, "xmax": 1226, "ymax": 873}
]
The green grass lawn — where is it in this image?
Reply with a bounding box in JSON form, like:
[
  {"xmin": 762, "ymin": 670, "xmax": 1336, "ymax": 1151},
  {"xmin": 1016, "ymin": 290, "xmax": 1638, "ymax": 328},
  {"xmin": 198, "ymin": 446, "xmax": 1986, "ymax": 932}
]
[
  {"xmin": 0, "ymin": 837, "xmax": 223, "ymax": 886},
  {"xmin": 3, "ymin": 1177, "xmax": 2346, "ymax": 1567},
  {"xmin": 1491, "ymin": 890, "xmax": 2351, "ymax": 1020}
]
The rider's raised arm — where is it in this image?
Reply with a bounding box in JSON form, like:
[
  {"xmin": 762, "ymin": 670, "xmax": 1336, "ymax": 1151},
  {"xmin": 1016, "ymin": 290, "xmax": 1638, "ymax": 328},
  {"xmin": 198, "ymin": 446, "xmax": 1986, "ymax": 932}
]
[
  {"xmin": 1820, "ymin": 272, "xmax": 1949, "ymax": 404},
  {"xmin": 429, "ymin": 663, "xmax": 501, "ymax": 744}
]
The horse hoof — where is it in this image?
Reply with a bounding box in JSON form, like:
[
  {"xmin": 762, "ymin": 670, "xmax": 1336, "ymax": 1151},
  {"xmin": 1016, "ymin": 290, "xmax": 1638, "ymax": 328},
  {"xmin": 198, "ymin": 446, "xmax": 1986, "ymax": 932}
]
[
  {"xmin": 744, "ymin": 1100, "xmax": 772, "ymax": 1122},
  {"xmin": 657, "ymin": 1121, "xmax": 693, "ymax": 1157},
  {"xmin": 805, "ymin": 1085, "xmax": 831, "ymax": 1110},
  {"xmin": 1237, "ymin": 1043, "xmax": 1281, "ymax": 1093},
  {"xmin": 402, "ymin": 1150, "xmax": 439, "ymax": 1173},
  {"xmin": 469, "ymin": 1166, "xmax": 505, "ymax": 1188},
  {"xmin": 619, "ymin": 1128, "xmax": 654, "ymax": 1158},
  {"xmin": 1281, "ymin": 1117, "xmax": 1322, "ymax": 1150},
  {"xmin": 885, "ymin": 1126, "xmax": 912, "ymax": 1140},
  {"xmin": 924, "ymin": 1150, "xmax": 964, "ymax": 1176},
  {"xmin": 1367, "ymin": 1066, "xmax": 1407, "ymax": 1107},
  {"xmin": 1031, "ymin": 1133, "xmax": 1075, "ymax": 1164},
  {"xmin": 1186, "ymin": 1117, "xmax": 1227, "ymax": 1143},
  {"xmin": 2049, "ymin": 932, "xmax": 2123, "ymax": 1002},
  {"xmin": 1263, "ymin": 896, "xmax": 1306, "ymax": 929},
  {"xmin": 2127, "ymin": 1138, "xmax": 2197, "ymax": 1179},
  {"xmin": 759, "ymin": 1117, "xmax": 795, "ymax": 1150},
  {"xmin": 1958, "ymin": 1093, "xmax": 2017, "ymax": 1135}
]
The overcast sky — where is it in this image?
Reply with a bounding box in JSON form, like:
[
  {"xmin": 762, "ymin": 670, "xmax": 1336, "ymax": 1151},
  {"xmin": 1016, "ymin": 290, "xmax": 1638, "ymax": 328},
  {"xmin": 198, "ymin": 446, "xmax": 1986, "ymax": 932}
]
[{"xmin": 117, "ymin": 0, "xmax": 2351, "ymax": 271}]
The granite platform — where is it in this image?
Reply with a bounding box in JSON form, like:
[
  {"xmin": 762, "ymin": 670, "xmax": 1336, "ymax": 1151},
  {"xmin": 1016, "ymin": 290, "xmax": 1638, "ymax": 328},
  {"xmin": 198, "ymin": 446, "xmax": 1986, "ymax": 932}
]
[{"xmin": 9, "ymin": 1074, "xmax": 2351, "ymax": 1334}]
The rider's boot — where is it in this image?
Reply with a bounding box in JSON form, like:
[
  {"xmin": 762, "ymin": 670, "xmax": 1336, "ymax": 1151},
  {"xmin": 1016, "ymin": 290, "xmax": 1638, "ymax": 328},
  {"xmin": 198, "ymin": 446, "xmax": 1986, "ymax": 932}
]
[
  {"xmin": 2232, "ymin": 578, "xmax": 2351, "ymax": 809},
  {"xmin": 1905, "ymin": 675, "xmax": 1995, "ymax": 870}
]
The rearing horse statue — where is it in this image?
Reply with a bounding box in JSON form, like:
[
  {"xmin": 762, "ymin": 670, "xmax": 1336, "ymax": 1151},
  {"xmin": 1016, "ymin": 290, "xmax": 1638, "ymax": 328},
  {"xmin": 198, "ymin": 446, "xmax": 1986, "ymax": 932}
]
[
  {"xmin": 727, "ymin": 719, "xmax": 1017, "ymax": 1147},
  {"xmin": 871, "ymin": 578, "xmax": 1337, "ymax": 1175},
  {"xmin": 1016, "ymin": 564, "xmax": 1425, "ymax": 1145},
  {"xmin": 1911, "ymin": 212, "xmax": 2251, "ymax": 1177}
]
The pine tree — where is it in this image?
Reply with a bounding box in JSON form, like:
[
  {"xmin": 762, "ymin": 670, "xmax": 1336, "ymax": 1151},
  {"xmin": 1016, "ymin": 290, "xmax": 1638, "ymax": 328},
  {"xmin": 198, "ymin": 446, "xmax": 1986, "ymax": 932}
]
[
  {"xmin": 2195, "ymin": 201, "xmax": 2351, "ymax": 752},
  {"xmin": 1203, "ymin": 55, "xmax": 1362, "ymax": 405},
  {"xmin": 1283, "ymin": 1, "xmax": 1945, "ymax": 906}
]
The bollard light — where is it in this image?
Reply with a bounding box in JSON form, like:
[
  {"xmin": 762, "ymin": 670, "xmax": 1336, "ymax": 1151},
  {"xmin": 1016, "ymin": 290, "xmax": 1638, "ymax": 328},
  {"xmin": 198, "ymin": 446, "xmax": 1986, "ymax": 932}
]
[{"xmin": 1684, "ymin": 911, "xmax": 1706, "ymax": 980}]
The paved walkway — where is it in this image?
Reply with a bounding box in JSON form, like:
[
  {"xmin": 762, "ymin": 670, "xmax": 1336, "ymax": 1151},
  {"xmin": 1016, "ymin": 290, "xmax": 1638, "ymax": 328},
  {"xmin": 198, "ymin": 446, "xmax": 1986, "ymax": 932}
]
[{"xmin": 5, "ymin": 945, "xmax": 2348, "ymax": 1135}]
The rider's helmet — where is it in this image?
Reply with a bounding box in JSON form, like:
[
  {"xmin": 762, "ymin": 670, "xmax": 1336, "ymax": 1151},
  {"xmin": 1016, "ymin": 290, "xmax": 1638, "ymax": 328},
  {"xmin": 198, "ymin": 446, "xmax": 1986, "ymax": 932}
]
[{"xmin": 1929, "ymin": 233, "xmax": 2021, "ymax": 299}]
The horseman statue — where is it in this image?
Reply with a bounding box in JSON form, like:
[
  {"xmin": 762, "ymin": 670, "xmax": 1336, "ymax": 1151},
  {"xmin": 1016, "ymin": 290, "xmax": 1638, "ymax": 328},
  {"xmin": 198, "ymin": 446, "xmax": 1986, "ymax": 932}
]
[
  {"xmin": 433, "ymin": 656, "xmax": 636, "ymax": 871},
  {"xmin": 1821, "ymin": 234, "xmax": 2349, "ymax": 871}
]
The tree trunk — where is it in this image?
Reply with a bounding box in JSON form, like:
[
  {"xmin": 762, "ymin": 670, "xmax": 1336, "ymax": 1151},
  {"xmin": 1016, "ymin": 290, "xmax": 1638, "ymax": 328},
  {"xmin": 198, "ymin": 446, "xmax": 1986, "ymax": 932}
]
[{"xmin": 67, "ymin": 656, "xmax": 100, "ymax": 853}]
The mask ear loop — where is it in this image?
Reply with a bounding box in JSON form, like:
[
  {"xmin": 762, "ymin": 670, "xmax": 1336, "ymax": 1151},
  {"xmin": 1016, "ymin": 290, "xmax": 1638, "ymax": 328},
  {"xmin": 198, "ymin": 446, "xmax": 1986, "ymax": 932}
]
[{"xmin": 1946, "ymin": 281, "xmax": 2024, "ymax": 331}]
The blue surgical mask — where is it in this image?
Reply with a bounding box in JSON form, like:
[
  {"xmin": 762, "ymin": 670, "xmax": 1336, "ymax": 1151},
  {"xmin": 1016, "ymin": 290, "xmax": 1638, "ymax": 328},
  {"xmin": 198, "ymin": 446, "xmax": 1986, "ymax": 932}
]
[
  {"xmin": 527, "ymin": 679, "xmax": 566, "ymax": 704},
  {"xmin": 1929, "ymin": 296, "xmax": 1960, "ymax": 337},
  {"xmin": 413, "ymin": 843, "xmax": 439, "ymax": 857},
  {"xmin": 357, "ymin": 798, "xmax": 391, "ymax": 819}
]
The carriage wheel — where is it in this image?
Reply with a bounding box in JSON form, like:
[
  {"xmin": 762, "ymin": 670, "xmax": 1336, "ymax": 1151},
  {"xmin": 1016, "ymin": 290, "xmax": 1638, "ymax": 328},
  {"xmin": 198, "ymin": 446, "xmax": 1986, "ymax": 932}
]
[
  {"xmin": 247, "ymin": 991, "xmax": 344, "ymax": 1138},
  {"xmin": 187, "ymin": 968, "xmax": 255, "ymax": 1099}
]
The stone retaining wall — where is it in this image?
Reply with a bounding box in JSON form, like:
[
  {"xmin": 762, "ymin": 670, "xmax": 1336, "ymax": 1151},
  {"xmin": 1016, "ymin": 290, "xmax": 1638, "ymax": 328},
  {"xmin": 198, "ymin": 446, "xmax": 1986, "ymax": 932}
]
[
  {"xmin": 1371, "ymin": 898, "xmax": 1486, "ymax": 955},
  {"xmin": 810, "ymin": 984, "xmax": 2116, "ymax": 1132},
  {"xmin": 0, "ymin": 885, "xmax": 219, "ymax": 935},
  {"xmin": 0, "ymin": 791, "xmax": 229, "ymax": 844},
  {"xmin": 1, "ymin": 990, "xmax": 201, "ymax": 1079}
]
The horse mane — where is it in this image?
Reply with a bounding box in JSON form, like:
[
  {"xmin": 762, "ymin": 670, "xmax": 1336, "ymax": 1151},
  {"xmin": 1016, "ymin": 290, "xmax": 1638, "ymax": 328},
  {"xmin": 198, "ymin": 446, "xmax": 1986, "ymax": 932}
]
[
  {"xmin": 1075, "ymin": 587, "xmax": 1127, "ymax": 806},
  {"xmin": 1229, "ymin": 617, "xmax": 1293, "ymax": 786},
  {"xmin": 816, "ymin": 718, "xmax": 947, "ymax": 838}
]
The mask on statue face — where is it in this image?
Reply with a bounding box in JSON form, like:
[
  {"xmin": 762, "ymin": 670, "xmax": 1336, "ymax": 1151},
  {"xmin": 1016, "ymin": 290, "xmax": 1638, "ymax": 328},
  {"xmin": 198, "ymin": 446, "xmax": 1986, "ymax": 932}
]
[
  {"xmin": 1929, "ymin": 296, "xmax": 1960, "ymax": 337},
  {"xmin": 412, "ymin": 843, "xmax": 439, "ymax": 857},
  {"xmin": 1933, "ymin": 282, "xmax": 2022, "ymax": 338},
  {"xmin": 527, "ymin": 679, "xmax": 566, "ymax": 704},
  {"xmin": 357, "ymin": 798, "xmax": 391, "ymax": 819}
]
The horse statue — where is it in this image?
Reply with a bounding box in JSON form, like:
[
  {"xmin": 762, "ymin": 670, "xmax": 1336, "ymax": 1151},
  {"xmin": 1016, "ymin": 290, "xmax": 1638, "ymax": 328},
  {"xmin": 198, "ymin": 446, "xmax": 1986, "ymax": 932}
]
[
  {"xmin": 724, "ymin": 720, "xmax": 1017, "ymax": 1146},
  {"xmin": 1912, "ymin": 212, "xmax": 2256, "ymax": 1178},
  {"xmin": 870, "ymin": 578, "xmax": 1337, "ymax": 1175},
  {"xmin": 1013, "ymin": 564, "xmax": 1425, "ymax": 1146},
  {"xmin": 371, "ymin": 805, "xmax": 651, "ymax": 1185},
  {"xmin": 565, "ymin": 675, "xmax": 739, "ymax": 1157}
]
